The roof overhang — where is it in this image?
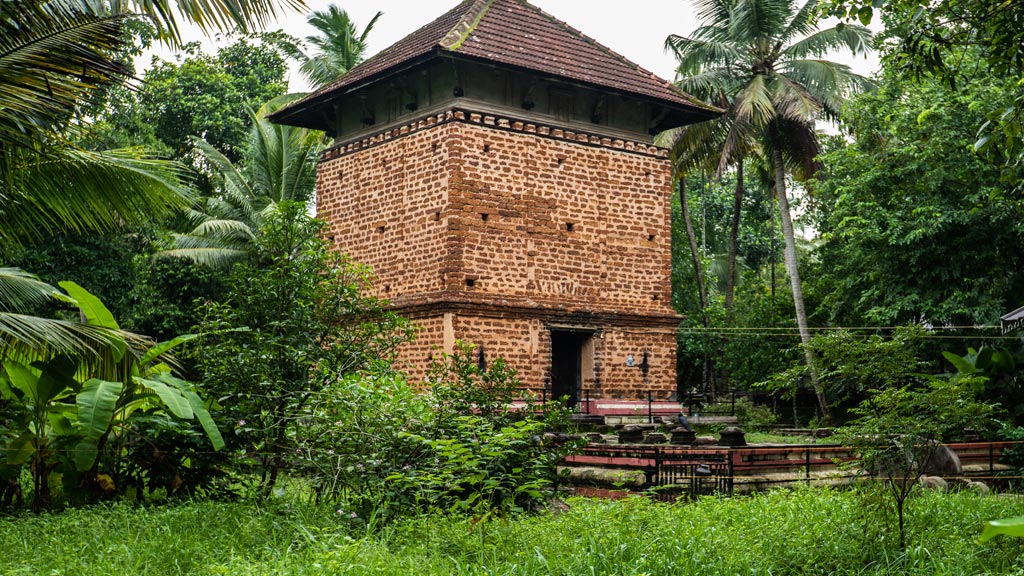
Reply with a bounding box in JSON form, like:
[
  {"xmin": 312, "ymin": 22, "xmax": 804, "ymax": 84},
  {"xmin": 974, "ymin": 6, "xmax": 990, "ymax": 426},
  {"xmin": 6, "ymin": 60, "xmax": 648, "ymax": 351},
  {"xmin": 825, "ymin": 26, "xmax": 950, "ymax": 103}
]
[
  {"xmin": 269, "ymin": 50, "xmax": 722, "ymax": 134},
  {"xmin": 1001, "ymin": 305, "xmax": 1024, "ymax": 335}
]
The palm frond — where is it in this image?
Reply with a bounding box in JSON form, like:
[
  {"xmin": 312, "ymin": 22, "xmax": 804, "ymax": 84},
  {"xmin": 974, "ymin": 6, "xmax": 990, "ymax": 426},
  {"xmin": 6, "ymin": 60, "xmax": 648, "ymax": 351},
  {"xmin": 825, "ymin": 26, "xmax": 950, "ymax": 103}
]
[
  {"xmin": 784, "ymin": 23, "xmax": 873, "ymax": 61},
  {"xmin": 675, "ymin": 68, "xmax": 744, "ymax": 103},
  {"xmin": 781, "ymin": 59, "xmax": 874, "ymax": 119},
  {"xmin": 0, "ymin": 268, "xmax": 59, "ymax": 313},
  {"xmin": 666, "ymin": 35, "xmax": 745, "ymax": 79},
  {"xmin": 192, "ymin": 137, "xmax": 260, "ymax": 222},
  {"xmin": 297, "ymin": 5, "xmax": 379, "ymax": 88},
  {"xmin": 1, "ymin": 146, "xmax": 189, "ymax": 255},
  {"xmin": 765, "ymin": 117, "xmax": 821, "ymax": 182},
  {"xmin": 733, "ymin": 73, "xmax": 775, "ymax": 127},
  {"xmin": 249, "ymin": 97, "xmax": 323, "ymax": 204},
  {"xmin": 163, "ymin": 96, "xmax": 321, "ymax": 267},
  {"xmin": 664, "ymin": 120, "xmax": 724, "ymax": 176},
  {"xmin": 187, "ymin": 219, "xmax": 259, "ymax": 241},
  {"xmin": 106, "ymin": 0, "xmax": 306, "ymax": 47},
  {"xmin": 0, "ymin": 2, "xmax": 131, "ymax": 148},
  {"xmin": 0, "ymin": 311, "xmax": 143, "ymax": 376},
  {"xmin": 770, "ymin": 74, "xmax": 823, "ymax": 123},
  {"xmin": 158, "ymin": 246, "xmax": 251, "ymax": 268},
  {"xmin": 779, "ymin": 0, "xmax": 821, "ymax": 45},
  {"xmin": 730, "ymin": 0, "xmax": 792, "ymax": 46}
]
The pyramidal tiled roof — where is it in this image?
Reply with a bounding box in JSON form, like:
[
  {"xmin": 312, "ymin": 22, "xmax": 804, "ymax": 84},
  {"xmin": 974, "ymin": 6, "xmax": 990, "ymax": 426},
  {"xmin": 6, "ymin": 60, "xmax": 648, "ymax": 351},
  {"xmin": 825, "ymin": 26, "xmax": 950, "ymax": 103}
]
[{"xmin": 289, "ymin": 0, "xmax": 716, "ymax": 114}]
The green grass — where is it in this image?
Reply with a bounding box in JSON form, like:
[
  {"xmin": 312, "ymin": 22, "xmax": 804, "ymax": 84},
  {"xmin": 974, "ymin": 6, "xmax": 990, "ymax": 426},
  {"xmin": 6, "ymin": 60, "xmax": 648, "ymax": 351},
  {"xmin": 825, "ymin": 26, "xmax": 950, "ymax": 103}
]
[
  {"xmin": 742, "ymin": 431, "xmax": 821, "ymax": 444},
  {"xmin": 1, "ymin": 488, "xmax": 1022, "ymax": 575}
]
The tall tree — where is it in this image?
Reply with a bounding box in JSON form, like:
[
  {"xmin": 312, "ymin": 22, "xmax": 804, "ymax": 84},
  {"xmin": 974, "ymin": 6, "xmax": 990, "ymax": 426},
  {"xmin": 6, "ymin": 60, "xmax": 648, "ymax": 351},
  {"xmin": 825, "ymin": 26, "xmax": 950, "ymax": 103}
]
[
  {"xmin": 661, "ymin": 65, "xmax": 754, "ymax": 323},
  {"xmin": 286, "ymin": 5, "xmax": 381, "ymax": 89},
  {"xmin": 823, "ymin": 0, "xmax": 1024, "ymax": 190},
  {"xmin": 809, "ymin": 60, "xmax": 1024, "ymax": 330},
  {"xmin": 136, "ymin": 36, "xmax": 291, "ymax": 162},
  {"xmin": 666, "ymin": 0, "xmax": 873, "ymax": 421}
]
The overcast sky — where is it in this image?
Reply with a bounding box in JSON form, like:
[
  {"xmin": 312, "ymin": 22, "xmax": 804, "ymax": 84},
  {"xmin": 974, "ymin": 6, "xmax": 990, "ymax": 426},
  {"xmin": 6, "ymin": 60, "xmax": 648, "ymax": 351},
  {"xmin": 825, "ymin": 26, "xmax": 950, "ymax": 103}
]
[{"xmin": 142, "ymin": 0, "xmax": 879, "ymax": 92}]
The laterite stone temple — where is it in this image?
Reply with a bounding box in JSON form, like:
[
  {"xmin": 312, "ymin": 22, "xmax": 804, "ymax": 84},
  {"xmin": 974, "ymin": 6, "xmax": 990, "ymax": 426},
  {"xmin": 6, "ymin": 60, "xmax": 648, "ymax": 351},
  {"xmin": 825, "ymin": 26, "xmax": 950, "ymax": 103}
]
[{"xmin": 271, "ymin": 0, "xmax": 718, "ymax": 405}]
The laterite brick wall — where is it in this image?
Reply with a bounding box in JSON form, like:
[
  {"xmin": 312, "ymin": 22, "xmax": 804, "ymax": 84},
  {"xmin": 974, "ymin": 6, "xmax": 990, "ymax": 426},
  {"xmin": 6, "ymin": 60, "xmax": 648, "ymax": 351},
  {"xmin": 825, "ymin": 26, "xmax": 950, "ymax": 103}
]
[{"xmin": 317, "ymin": 110, "xmax": 680, "ymax": 399}]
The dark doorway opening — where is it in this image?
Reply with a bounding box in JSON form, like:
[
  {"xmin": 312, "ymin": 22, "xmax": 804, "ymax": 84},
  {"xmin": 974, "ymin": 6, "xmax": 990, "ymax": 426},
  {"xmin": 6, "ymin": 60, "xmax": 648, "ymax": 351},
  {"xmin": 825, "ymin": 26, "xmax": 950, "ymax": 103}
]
[{"xmin": 550, "ymin": 330, "xmax": 592, "ymax": 407}]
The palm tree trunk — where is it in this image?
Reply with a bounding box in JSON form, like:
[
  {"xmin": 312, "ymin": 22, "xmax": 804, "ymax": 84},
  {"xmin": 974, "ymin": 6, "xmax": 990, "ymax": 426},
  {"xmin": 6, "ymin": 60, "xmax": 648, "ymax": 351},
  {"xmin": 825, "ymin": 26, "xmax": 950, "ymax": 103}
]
[
  {"xmin": 679, "ymin": 177, "xmax": 709, "ymax": 322},
  {"xmin": 724, "ymin": 160, "xmax": 744, "ymax": 320},
  {"xmin": 772, "ymin": 148, "xmax": 831, "ymax": 423},
  {"xmin": 679, "ymin": 177, "xmax": 716, "ymax": 396}
]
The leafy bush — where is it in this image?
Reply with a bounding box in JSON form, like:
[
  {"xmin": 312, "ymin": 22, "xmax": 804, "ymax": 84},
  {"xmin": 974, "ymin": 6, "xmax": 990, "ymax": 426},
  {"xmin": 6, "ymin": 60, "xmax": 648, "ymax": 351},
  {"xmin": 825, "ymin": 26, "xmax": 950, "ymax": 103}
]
[
  {"xmin": 731, "ymin": 396, "xmax": 779, "ymax": 430},
  {"xmin": 191, "ymin": 204, "xmax": 412, "ymax": 495},
  {"xmin": 427, "ymin": 342, "xmax": 523, "ymax": 425},
  {"xmin": 293, "ymin": 370, "xmax": 432, "ymax": 519},
  {"xmin": 836, "ymin": 376, "xmax": 999, "ymax": 549},
  {"xmin": 292, "ymin": 344, "xmax": 579, "ymax": 523},
  {"xmin": 0, "ymin": 283, "xmax": 222, "ymax": 511}
]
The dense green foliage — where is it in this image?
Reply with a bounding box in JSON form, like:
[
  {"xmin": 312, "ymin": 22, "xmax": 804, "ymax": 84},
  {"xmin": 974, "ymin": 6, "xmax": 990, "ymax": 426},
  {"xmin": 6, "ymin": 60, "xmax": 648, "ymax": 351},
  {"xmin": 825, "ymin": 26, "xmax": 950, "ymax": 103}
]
[
  {"xmin": 298, "ymin": 346, "xmax": 577, "ymax": 523},
  {"xmin": 165, "ymin": 94, "xmax": 325, "ymax": 267},
  {"xmin": 668, "ymin": 3, "xmax": 1024, "ymax": 425},
  {"xmin": 96, "ymin": 35, "xmax": 292, "ymax": 162},
  {"xmin": 0, "ymin": 490, "xmax": 1020, "ymax": 574},
  {"xmin": 823, "ymin": 0, "xmax": 1024, "ymax": 190},
  {"xmin": 671, "ymin": 173, "xmax": 800, "ymax": 396},
  {"xmin": 834, "ymin": 342, "xmax": 999, "ymax": 547},
  {"xmin": 191, "ymin": 204, "xmax": 410, "ymax": 494},
  {"xmin": 0, "ymin": 284, "xmax": 222, "ymax": 510},
  {"xmin": 809, "ymin": 63, "xmax": 1024, "ymax": 329},
  {"xmin": 0, "ymin": 1, "xmax": 189, "ymax": 258}
]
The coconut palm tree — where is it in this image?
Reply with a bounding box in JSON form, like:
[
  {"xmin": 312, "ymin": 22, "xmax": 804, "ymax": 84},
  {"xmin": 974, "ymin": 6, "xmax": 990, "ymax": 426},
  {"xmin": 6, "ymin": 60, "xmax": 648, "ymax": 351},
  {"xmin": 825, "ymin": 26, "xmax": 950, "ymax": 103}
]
[
  {"xmin": 1, "ymin": 0, "xmax": 302, "ymax": 363},
  {"xmin": 0, "ymin": 1, "xmax": 190, "ymax": 255},
  {"xmin": 666, "ymin": 0, "xmax": 873, "ymax": 421},
  {"xmin": 286, "ymin": 5, "xmax": 382, "ymax": 89},
  {"xmin": 163, "ymin": 95, "xmax": 324, "ymax": 266}
]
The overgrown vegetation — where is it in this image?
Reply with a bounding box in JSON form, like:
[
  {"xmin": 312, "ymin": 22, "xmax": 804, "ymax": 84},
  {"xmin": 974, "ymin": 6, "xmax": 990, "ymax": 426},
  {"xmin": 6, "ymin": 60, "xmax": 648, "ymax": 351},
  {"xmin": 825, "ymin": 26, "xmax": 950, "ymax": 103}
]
[
  {"xmin": 4, "ymin": 6, "xmax": 1024, "ymax": 576},
  {"xmin": 191, "ymin": 203, "xmax": 410, "ymax": 495},
  {"xmin": 0, "ymin": 282, "xmax": 222, "ymax": 511},
  {"xmin": 294, "ymin": 344, "xmax": 578, "ymax": 524},
  {"xmin": 0, "ymin": 489, "xmax": 1019, "ymax": 575}
]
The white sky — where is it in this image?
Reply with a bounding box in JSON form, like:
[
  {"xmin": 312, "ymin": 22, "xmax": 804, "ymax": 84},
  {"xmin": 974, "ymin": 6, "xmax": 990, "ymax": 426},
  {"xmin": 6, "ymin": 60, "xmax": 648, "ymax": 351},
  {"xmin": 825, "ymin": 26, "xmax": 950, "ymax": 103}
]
[{"xmin": 140, "ymin": 0, "xmax": 880, "ymax": 92}]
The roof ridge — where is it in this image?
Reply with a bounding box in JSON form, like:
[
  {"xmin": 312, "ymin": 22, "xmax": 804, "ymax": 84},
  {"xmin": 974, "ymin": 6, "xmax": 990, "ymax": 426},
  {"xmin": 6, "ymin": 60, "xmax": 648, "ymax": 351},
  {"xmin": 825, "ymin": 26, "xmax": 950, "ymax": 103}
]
[{"xmin": 439, "ymin": 0, "xmax": 494, "ymax": 51}]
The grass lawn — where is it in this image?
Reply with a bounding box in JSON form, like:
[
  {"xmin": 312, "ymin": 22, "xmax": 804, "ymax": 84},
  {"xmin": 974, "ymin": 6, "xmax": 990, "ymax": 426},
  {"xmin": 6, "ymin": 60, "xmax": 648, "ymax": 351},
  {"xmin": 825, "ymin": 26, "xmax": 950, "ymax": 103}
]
[{"xmin": 0, "ymin": 488, "xmax": 1021, "ymax": 575}]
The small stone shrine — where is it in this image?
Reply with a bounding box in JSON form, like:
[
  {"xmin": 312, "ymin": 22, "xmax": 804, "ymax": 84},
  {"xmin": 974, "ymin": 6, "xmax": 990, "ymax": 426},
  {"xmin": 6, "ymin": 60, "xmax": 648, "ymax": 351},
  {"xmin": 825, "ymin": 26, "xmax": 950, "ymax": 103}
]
[{"xmin": 271, "ymin": 0, "xmax": 718, "ymax": 402}]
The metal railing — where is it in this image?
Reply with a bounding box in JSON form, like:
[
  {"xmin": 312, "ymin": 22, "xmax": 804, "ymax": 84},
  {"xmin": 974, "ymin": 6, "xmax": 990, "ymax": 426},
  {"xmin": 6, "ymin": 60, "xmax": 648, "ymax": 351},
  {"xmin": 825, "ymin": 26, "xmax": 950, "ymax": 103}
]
[{"xmin": 563, "ymin": 441, "xmax": 1015, "ymax": 500}]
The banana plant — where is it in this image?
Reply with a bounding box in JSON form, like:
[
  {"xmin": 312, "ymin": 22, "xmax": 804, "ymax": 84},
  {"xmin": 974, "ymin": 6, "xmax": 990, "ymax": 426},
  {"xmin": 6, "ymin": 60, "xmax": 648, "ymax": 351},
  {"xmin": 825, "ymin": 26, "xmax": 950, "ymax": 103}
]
[
  {"xmin": 0, "ymin": 354, "xmax": 80, "ymax": 510},
  {"xmin": 981, "ymin": 517, "xmax": 1024, "ymax": 543},
  {"xmin": 0, "ymin": 282, "xmax": 222, "ymax": 509}
]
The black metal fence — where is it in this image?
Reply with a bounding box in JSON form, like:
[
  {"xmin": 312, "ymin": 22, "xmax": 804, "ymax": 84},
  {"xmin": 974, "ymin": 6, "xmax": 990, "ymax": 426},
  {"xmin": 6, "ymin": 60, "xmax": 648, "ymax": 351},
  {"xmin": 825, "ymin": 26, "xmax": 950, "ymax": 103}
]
[{"xmin": 564, "ymin": 442, "xmax": 1015, "ymax": 501}]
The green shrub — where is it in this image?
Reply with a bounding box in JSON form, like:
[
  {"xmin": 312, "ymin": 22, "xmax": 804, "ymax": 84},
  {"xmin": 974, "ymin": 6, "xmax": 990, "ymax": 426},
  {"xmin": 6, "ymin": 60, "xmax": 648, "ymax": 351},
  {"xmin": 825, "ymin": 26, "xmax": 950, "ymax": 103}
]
[
  {"xmin": 732, "ymin": 396, "xmax": 779, "ymax": 430},
  {"xmin": 292, "ymin": 344, "xmax": 579, "ymax": 524},
  {"xmin": 191, "ymin": 204, "xmax": 412, "ymax": 496}
]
